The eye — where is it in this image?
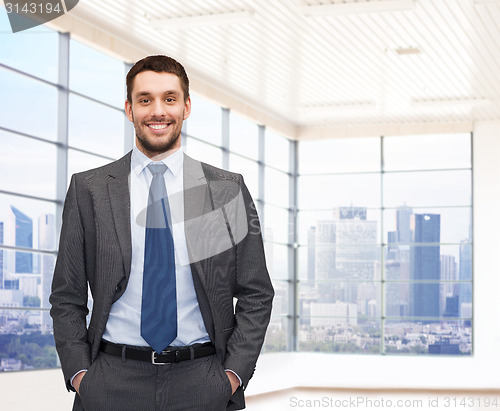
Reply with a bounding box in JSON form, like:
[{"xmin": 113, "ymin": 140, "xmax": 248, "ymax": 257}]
[
  {"xmin": 139, "ymin": 98, "xmax": 150, "ymax": 104},
  {"xmin": 166, "ymin": 98, "xmax": 175, "ymax": 103}
]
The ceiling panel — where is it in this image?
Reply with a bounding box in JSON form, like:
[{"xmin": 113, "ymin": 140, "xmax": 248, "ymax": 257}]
[{"xmin": 48, "ymin": 0, "xmax": 500, "ymax": 135}]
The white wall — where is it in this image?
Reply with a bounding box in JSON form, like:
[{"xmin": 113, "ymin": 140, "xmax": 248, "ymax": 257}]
[
  {"xmin": 1, "ymin": 123, "xmax": 499, "ymax": 409},
  {"xmin": 0, "ymin": 367, "xmax": 73, "ymax": 410}
]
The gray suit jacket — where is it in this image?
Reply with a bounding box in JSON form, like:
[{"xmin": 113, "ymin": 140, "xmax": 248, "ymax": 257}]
[{"xmin": 50, "ymin": 151, "xmax": 274, "ymax": 410}]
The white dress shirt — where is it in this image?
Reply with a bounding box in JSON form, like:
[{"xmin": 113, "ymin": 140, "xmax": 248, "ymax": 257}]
[{"xmin": 102, "ymin": 146, "xmax": 210, "ymax": 347}]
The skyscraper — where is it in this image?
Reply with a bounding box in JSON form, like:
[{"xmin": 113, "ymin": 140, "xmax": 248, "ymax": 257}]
[
  {"xmin": 386, "ymin": 230, "xmax": 399, "ymax": 260},
  {"xmin": 8, "ymin": 206, "xmax": 33, "ymax": 274},
  {"xmin": 458, "ymin": 213, "xmax": 472, "ymax": 325},
  {"xmin": 459, "ymin": 241, "xmax": 472, "ymax": 304},
  {"xmin": 440, "ymin": 254, "xmax": 457, "ymax": 316},
  {"xmin": 338, "ymin": 206, "xmax": 367, "ymax": 220},
  {"xmin": 458, "ymin": 240, "xmax": 472, "ymax": 324},
  {"xmin": 384, "ymin": 205, "xmax": 414, "ymax": 318},
  {"xmin": 3, "ymin": 207, "xmax": 33, "ymax": 290},
  {"xmin": 410, "ymin": 213, "xmax": 441, "ymax": 319},
  {"xmin": 314, "ymin": 207, "xmax": 378, "ymax": 308},
  {"xmin": 315, "ymin": 220, "xmax": 336, "ymax": 282},
  {"xmin": 396, "ymin": 205, "xmax": 413, "ymax": 244}
]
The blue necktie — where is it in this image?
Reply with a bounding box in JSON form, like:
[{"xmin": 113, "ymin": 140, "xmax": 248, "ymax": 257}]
[{"xmin": 141, "ymin": 163, "xmax": 177, "ymax": 353}]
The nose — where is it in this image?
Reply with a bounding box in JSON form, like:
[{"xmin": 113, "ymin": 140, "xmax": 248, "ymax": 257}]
[{"xmin": 150, "ymin": 99, "xmax": 167, "ymax": 117}]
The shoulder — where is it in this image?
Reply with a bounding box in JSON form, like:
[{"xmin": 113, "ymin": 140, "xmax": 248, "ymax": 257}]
[
  {"xmin": 202, "ymin": 162, "xmax": 242, "ymax": 183},
  {"xmin": 71, "ymin": 151, "xmax": 132, "ymax": 184},
  {"xmin": 184, "ymin": 153, "xmax": 242, "ymax": 183}
]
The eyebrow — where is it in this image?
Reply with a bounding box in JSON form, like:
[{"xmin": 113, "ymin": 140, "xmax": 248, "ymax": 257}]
[{"xmin": 134, "ymin": 90, "xmax": 180, "ymax": 98}]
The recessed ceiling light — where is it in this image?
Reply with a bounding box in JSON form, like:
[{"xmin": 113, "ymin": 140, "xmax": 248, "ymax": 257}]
[
  {"xmin": 395, "ymin": 47, "xmax": 421, "ymax": 55},
  {"xmin": 302, "ymin": 102, "xmax": 377, "ymax": 112},
  {"xmin": 150, "ymin": 10, "xmax": 255, "ymax": 28}
]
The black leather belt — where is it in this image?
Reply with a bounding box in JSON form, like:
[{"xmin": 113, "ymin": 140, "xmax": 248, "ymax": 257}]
[{"xmin": 100, "ymin": 341, "xmax": 215, "ymax": 365}]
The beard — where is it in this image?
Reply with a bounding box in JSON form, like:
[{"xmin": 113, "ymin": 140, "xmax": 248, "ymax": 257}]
[
  {"xmin": 135, "ymin": 126, "xmax": 181, "ymax": 154},
  {"xmin": 132, "ymin": 114, "xmax": 184, "ymax": 157}
]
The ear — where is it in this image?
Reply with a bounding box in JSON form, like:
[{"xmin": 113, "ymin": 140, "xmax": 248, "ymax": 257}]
[
  {"xmin": 125, "ymin": 100, "xmax": 134, "ymax": 122},
  {"xmin": 183, "ymin": 97, "xmax": 191, "ymax": 120}
]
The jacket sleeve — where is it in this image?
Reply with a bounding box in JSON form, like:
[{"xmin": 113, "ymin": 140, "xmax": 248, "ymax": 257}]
[
  {"xmin": 222, "ymin": 176, "xmax": 274, "ymax": 388},
  {"xmin": 50, "ymin": 174, "xmax": 91, "ymax": 391}
]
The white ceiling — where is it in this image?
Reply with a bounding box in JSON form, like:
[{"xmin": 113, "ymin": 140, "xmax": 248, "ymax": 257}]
[{"xmin": 49, "ymin": 0, "xmax": 500, "ymax": 138}]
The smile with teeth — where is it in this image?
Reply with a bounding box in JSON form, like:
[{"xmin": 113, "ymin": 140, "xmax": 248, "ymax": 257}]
[{"xmin": 147, "ymin": 123, "xmax": 171, "ymax": 131}]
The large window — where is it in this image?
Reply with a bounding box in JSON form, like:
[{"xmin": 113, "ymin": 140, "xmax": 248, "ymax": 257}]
[
  {"xmin": 297, "ymin": 134, "xmax": 472, "ymax": 355},
  {"xmin": 0, "ymin": 16, "xmax": 126, "ymax": 371},
  {"xmin": 261, "ymin": 130, "xmax": 291, "ymax": 353},
  {"xmin": 184, "ymin": 93, "xmax": 224, "ymax": 168}
]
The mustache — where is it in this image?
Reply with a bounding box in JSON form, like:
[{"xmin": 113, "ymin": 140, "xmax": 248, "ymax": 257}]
[{"xmin": 144, "ymin": 117, "xmax": 175, "ymax": 123}]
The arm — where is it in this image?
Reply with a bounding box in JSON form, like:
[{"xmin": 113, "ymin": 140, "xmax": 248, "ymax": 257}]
[
  {"xmin": 50, "ymin": 174, "xmax": 91, "ymax": 391},
  {"xmin": 222, "ymin": 177, "xmax": 274, "ymax": 388}
]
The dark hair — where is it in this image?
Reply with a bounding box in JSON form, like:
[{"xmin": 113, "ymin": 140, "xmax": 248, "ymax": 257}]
[{"xmin": 126, "ymin": 55, "xmax": 190, "ymax": 102}]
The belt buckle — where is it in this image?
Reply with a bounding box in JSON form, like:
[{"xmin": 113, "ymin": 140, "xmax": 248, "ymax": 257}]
[{"xmin": 151, "ymin": 351, "xmax": 168, "ymax": 365}]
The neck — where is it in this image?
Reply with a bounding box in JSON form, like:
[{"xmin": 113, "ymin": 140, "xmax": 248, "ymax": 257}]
[{"xmin": 136, "ymin": 145, "xmax": 181, "ymax": 161}]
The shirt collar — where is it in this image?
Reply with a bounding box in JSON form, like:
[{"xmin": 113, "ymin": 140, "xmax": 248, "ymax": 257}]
[{"xmin": 131, "ymin": 146, "xmax": 184, "ymax": 178}]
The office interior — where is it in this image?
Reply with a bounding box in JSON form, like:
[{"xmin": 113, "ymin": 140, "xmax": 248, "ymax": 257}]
[{"xmin": 1, "ymin": 0, "xmax": 500, "ymax": 409}]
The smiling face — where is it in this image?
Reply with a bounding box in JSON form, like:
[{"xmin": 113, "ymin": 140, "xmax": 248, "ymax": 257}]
[{"xmin": 125, "ymin": 70, "xmax": 191, "ymax": 159}]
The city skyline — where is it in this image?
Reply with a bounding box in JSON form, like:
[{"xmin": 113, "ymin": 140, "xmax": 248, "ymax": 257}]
[
  {"xmin": 0, "ymin": 204, "xmax": 57, "ymax": 371},
  {"xmin": 304, "ymin": 205, "xmax": 472, "ymax": 315},
  {"xmin": 289, "ymin": 204, "xmax": 473, "ymax": 355}
]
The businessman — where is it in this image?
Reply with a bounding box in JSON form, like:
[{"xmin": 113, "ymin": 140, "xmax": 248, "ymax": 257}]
[{"xmin": 50, "ymin": 55, "xmax": 274, "ymax": 410}]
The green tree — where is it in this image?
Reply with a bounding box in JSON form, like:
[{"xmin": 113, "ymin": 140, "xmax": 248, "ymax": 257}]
[{"xmin": 7, "ymin": 337, "xmax": 21, "ymax": 357}]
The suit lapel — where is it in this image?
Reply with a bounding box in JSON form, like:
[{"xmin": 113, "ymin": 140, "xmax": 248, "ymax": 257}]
[
  {"xmin": 107, "ymin": 152, "xmax": 133, "ymax": 280},
  {"xmin": 183, "ymin": 153, "xmax": 210, "ymax": 281},
  {"xmin": 183, "ymin": 154, "xmax": 216, "ymax": 340},
  {"xmin": 183, "ymin": 153, "xmax": 209, "ymax": 220}
]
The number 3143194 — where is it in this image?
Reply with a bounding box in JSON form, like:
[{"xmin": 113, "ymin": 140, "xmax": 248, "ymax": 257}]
[{"xmin": 5, "ymin": 2, "xmax": 63, "ymax": 15}]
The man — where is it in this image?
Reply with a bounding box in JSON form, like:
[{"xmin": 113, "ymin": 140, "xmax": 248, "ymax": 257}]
[{"xmin": 50, "ymin": 55, "xmax": 274, "ymax": 411}]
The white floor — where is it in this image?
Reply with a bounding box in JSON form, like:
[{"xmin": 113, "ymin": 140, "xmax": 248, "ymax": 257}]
[{"xmin": 246, "ymin": 388, "xmax": 500, "ymax": 411}]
